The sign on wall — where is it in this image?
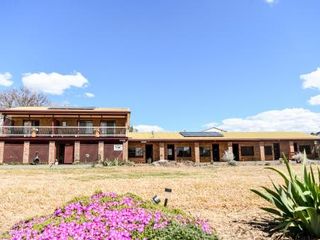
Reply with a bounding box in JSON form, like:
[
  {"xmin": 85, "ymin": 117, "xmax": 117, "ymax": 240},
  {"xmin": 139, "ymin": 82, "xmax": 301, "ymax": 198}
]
[{"xmin": 114, "ymin": 144, "xmax": 123, "ymax": 151}]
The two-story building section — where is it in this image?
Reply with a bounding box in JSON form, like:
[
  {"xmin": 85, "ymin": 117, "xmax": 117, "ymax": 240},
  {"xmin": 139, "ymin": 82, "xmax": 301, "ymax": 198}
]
[{"xmin": 0, "ymin": 107, "xmax": 130, "ymax": 164}]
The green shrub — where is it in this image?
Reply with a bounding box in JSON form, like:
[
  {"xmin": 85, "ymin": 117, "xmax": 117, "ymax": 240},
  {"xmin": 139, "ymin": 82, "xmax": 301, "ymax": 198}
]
[
  {"xmin": 251, "ymin": 152, "xmax": 320, "ymax": 237},
  {"xmin": 146, "ymin": 222, "xmax": 218, "ymax": 240},
  {"xmin": 102, "ymin": 158, "xmax": 135, "ymax": 167}
]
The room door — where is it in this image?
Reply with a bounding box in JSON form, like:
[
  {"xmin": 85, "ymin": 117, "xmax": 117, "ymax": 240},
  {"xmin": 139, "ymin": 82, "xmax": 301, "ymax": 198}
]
[
  {"xmin": 212, "ymin": 144, "xmax": 220, "ymax": 161},
  {"xmin": 232, "ymin": 144, "xmax": 239, "ymax": 161},
  {"xmin": 167, "ymin": 144, "xmax": 175, "ymax": 160},
  {"xmin": 273, "ymin": 143, "xmax": 280, "ymax": 160},
  {"xmin": 145, "ymin": 144, "xmax": 153, "ymax": 163},
  {"xmin": 64, "ymin": 144, "xmax": 74, "ymax": 164}
]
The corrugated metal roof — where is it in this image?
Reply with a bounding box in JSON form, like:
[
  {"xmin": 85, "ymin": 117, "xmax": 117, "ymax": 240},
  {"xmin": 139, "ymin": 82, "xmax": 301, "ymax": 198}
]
[{"xmin": 128, "ymin": 131, "xmax": 319, "ymax": 140}]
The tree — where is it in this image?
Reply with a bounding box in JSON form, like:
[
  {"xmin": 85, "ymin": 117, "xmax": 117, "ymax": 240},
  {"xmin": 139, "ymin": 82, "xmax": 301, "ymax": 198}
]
[
  {"xmin": 0, "ymin": 87, "xmax": 50, "ymax": 108},
  {"xmin": 129, "ymin": 126, "xmax": 138, "ymax": 132}
]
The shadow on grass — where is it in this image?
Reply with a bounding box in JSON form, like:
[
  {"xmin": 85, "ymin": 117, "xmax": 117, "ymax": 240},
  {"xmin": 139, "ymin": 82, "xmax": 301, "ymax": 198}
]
[{"xmin": 245, "ymin": 217, "xmax": 315, "ymax": 240}]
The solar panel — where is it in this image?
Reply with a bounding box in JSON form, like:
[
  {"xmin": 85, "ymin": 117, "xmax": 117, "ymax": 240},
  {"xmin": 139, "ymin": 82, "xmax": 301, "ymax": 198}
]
[
  {"xmin": 48, "ymin": 107, "xmax": 95, "ymax": 110},
  {"xmin": 179, "ymin": 132, "xmax": 224, "ymax": 137}
]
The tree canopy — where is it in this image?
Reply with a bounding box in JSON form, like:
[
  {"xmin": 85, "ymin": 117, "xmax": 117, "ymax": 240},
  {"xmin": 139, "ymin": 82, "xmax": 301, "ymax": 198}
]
[{"xmin": 0, "ymin": 87, "xmax": 50, "ymax": 108}]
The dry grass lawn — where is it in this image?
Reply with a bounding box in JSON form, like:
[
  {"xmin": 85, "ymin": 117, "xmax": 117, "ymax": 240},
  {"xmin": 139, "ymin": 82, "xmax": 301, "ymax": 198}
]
[{"xmin": 0, "ymin": 164, "xmax": 301, "ymax": 239}]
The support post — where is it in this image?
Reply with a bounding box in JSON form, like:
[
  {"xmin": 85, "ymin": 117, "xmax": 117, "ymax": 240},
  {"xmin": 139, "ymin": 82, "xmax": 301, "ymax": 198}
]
[
  {"xmin": 23, "ymin": 141, "xmax": 30, "ymax": 164},
  {"xmin": 159, "ymin": 142, "xmax": 165, "ymax": 160},
  {"xmin": 228, "ymin": 142, "xmax": 233, "ymax": 152},
  {"xmin": 289, "ymin": 141, "xmax": 295, "ymax": 159},
  {"xmin": 74, "ymin": 141, "xmax": 80, "ymax": 162},
  {"xmin": 0, "ymin": 141, "xmax": 4, "ymax": 164},
  {"xmin": 122, "ymin": 141, "xmax": 128, "ymax": 161},
  {"xmin": 48, "ymin": 141, "xmax": 56, "ymax": 164},
  {"xmin": 259, "ymin": 142, "xmax": 265, "ymax": 161},
  {"xmin": 194, "ymin": 142, "xmax": 200, "ymax": 163},
  {"xmin": 98, "ymin": 141, "xmax": 104, "ymax": 162}
]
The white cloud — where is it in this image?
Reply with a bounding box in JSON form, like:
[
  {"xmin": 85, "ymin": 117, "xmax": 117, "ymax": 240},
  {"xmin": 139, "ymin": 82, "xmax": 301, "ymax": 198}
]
[
  {"xmin": 264, "ymin": 0, "xmax": 277, "ymax": 5},
  {"xmin": 204, "ymin": 108, "xmax": 320, "ymax": 132},
  {"xmin": 0, "ymin": 72, "xmax": 13, "ymax": 87},
  {"xmin": 301, "ymin": 68, "xmax": 320, "ymax": 90},
  {"xmin": 22, "ymin": 72, "xmax": 88, "ymax": 95},
  {"xmin": 84, "ymin": 92, "xmax": 95, "ymax": 98},
  {"xmin": 300, "ymin": 68, "xmax": 320, "ymax": 105},
  {"xmin": 308, "ymin": 95, "xmax": 320, "ymax": 105},
  {"xmin": 134, "ymin": 125, "xmax": 164, "ymax": 132}
]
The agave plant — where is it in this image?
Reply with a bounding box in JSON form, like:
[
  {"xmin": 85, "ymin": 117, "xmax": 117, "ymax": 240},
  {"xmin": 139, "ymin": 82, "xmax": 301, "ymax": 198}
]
[{"xmin": 251, "ymin": 152, "xmax": 320, "ymax": 237}]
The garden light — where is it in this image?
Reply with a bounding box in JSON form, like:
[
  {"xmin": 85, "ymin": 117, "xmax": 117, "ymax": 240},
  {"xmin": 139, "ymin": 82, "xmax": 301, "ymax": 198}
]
[
  {"xmin": 164, "ymin": 188, "xmax": 172, "ymax": 207},
  {"xmin": 152, "ymin": 195, "xmax": 161, "ymax": 204}
]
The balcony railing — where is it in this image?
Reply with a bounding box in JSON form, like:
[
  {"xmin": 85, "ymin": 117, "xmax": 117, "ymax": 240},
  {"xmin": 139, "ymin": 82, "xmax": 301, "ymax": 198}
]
[{"xmin": 0, "ymin": 126, "xmax": 127, "ymax": 137}]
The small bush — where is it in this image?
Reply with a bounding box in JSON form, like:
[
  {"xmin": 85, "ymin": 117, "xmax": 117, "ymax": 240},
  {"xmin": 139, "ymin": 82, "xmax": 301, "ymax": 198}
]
[
  {"xmin": 221, "ymin": 149, "xmax": 237, "ymax": 166},
  {"xmin": 102, "ymin": 158, "xmax": 135, "ymax": 167},
  {"xmin": 292, "ymin": 151, "xmax": 306, "ymax": 163},
  {"xmin": 251, "ymin": 153, "xmax": 320, "ymax": 238},
  {"xmin": 145, "ymin": 222, "xmax": 218, "ymax": 240}
]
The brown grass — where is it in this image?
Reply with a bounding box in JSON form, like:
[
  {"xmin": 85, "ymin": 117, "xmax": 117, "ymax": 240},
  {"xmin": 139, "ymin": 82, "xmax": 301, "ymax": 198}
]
[{"xmin": 0, "ymin": 164, "xmax": 300, "ymax": 239}]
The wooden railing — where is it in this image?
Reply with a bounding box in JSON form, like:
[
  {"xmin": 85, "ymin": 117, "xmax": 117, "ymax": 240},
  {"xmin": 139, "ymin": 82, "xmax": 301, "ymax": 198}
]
[{"xmin": 0, "ymin": 126, "xmax": 127, "ymax": 137}]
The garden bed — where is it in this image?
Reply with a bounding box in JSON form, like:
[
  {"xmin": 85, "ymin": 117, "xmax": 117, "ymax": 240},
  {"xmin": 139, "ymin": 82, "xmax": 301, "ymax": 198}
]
[{"xmin": 1, "ymin": 191, "xmax": 217, "ymax": 240}]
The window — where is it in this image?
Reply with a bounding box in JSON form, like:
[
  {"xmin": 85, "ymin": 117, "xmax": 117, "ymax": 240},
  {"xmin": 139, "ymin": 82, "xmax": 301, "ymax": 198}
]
[
  {"xmin": 101, "ymin": 121, "xmax": 116, "ymax": 135},
  {"xmin": 200, "ymin": 147, "xmax": 211, "ymax": 157},
  {"xmin": 128, "ymin": 147, "xmax": 144, "ymax": 157},
  {"xmin": 264, "ymin": 146, "xmax": 273, "ymax": 156},
  {"xmin": 177, "ymin": 147, "xmax": 192, "ymax": 157},
  {"xmin": 241, "ymin": 146, "xmax": 254, "ymax": 156},
  {"xmin": 299, "ymin": 145, "xmax": 311, "ymax": 154},
  {"xmin": 79, "ymin": 121, "xmax": 93, "ymax": 134}
]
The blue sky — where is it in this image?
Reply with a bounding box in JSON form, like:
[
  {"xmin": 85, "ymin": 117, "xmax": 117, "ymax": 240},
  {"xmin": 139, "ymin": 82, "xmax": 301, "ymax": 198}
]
[{"xmin": 1, "ymin": 0, "xmax": 320, "ymax": 132}]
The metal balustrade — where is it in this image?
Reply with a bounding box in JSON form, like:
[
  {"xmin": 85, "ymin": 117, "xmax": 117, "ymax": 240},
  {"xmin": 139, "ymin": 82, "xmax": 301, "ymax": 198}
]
[{"xmin": 0, "ymin": 126, "xmax": 127, "ymax": 137}]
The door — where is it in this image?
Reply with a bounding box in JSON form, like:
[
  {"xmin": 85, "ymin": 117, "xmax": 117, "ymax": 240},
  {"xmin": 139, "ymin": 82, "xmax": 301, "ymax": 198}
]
[
  {"xmin": 212, "ymin": 144, "xmax": 220, "ymax": 161},
  {"xmin": 145, "ymin": 144, "xmax": 153, "ymax": 163},
  {"xmin": 23, "ymin": 120, "xmax": 39, "ymax": 135},
  {"xmin": 232, "ymin": 144, "xmax": 239, "ymax": 161},
  {"xmin": 57, "ymin": 144, "xmax": 64, "ymax": 164},
  {"xmin": 167, "ymin": 144, "xmax": 175, "ymax": 160},
  {"xmin": 64, "ymin": 144, "xmax": 74, "ymax": 164},
  {"xmin": 273, "ymin": 143, "xmax": 280, "ymax": 160},
  {"xmin": 294, "ymin": 143, "xmax": 298, "ymax": 152}
]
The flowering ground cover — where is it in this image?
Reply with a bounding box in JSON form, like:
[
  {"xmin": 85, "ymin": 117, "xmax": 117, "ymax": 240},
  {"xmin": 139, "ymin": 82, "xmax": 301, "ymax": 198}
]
[{"xmin": 1, "ymin": 191, "xmax": 217, "ymax": 240}]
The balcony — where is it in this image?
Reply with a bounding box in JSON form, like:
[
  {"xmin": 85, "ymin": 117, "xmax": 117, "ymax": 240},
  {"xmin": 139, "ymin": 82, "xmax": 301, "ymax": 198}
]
[{"xmin": 0, "ymin": 126, "xmax": 127, "ymax": 138}]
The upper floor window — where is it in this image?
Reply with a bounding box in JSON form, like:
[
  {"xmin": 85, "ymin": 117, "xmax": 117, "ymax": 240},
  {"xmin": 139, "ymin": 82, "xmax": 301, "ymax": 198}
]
[
  {"xmin": 23, "ymin": 120, "xmax": 39, "ymax": 127},
  {"xmin": 79, "ymin": 121, "xmax": 93, "ymax": 134},
  {"xmin": 241, "ymin": 146, "xmax": 254, "ymax": 156},
  {"xmin": 101, "ymin": 120, "xmax": 116, "ymax": 135}
]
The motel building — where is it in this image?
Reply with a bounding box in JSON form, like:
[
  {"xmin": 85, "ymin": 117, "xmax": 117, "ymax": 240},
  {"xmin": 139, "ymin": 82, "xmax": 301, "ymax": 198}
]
[{"xmin": 0, "ymin": 107, "xmax": 318, "ymax": 164}]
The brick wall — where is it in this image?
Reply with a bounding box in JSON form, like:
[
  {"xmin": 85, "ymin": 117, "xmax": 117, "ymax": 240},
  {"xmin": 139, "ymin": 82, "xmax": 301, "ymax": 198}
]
[
  {"xmin": 80, "ymin": 143, "xmax": 99, "ymax": 163},
  {"xmin": 29, "ymin": 143, "xmax": 49, "ymax": 164},
  {"xmin": 104, "ymin": 143, "xmax": 123, "ymax": 161},
  {"xmin": 3, "ymin": 143, "xmax": 24, "ymax": 164}
]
